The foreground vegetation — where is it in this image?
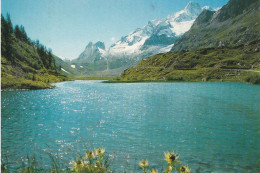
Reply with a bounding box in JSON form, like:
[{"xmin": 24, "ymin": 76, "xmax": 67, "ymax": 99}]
[
  {"xmin": 1, "ymin": 148, "xmax": 191, "ymax": 173},
  {"xmin": 118, "ymin": 41, "xmax": 260, "ymax": 84},
  {"xmin": 1, "ymin": 14, "xmax": 68, "ymax": 89}
]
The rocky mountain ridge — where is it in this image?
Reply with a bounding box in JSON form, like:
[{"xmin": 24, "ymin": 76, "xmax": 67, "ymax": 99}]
[
  {"xmin": 71, "ymin": 1, "xmax": 213, "ymax": 76},
  {"xmin": 171, "ymin": 0, "xmax": 260, "ymax": 51}
]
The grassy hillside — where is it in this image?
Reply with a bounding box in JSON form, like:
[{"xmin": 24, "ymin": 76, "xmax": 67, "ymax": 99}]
[
  {"xmin": 2, "ymin": 55, "xmax": 67, "ymax": 89},
  {"xmin": 119, "ymin": 41, "xmax": 260, "ymax": 84},
  {"xmin": 1, "ymin": 14, "xmax": 68, "ymax": 89},
  {"xmin": 53, "ymin": 55, "xmax": 81, "ymax": 77}
]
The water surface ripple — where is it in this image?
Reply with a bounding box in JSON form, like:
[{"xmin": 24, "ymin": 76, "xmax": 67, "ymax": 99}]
[{"xmin": 2, "ymin": 81, "xmax": 260, "ymax": 172}]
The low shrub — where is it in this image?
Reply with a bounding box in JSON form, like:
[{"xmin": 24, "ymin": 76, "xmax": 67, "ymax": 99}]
[{"xmin": 244, "ymin": 73, "xmax": 260, "ymax": 84}]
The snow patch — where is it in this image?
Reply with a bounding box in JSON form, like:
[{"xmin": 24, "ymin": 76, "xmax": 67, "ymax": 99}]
[
  {"xmin": 108, "ymin": 36, "xmax": 149, "ymax": 56},
  {"xmin": 158, "ymin": 44, "xmax": 174, "ymax": 53},
  {"xmin": 61, "ymin": 68, "xmax": 70, "ymax": 74},
  {"xmin": 58, "ymin": 55, "xmax": 71, "ymax": 61},
  {"xmin": 58, "ymin": 55, "xmax": 66, "ymax": 60},
  {"xmin": 202, "ymin": 6, "xmax": 214, "ymax": 11},
  {"xmin": 71, "ymin": 65, "xmax": 76, "ymax": 68},
  {"xmin": 169, "ymin": 20, "xmax": 195, "ymax": 36},
  {"xmin": 213, "ymin": 7, "xmax": 222, "ymax": 12},
  {"xmin": 98, "ymin": 47, "xmax": 107, "ymax": 57}
]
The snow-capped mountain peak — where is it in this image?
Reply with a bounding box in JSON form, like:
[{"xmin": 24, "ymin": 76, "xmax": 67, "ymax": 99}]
[
  {"xmin": 85, "ymin": 41, "xmax": 105, "ymax": 50},
  {"xmin": 74, "ymin": 1, "xmax": 214, "ymax": 74},
  {"xmin": 167, "ymin": 2, "xmax": 202, "ymax": 23},
  {"xmin": 74, "ymin": 41, "xmax": 106, "ymax": 63},
  {"xmin": 107, "ymin": 1, "xmax": 209, "ymax": 59},
  {"xmin": 202, "ymin": 6, "xmax": 214, "ymax": 11},
  {"xmin": 184, "ymin": 1, "xmax": 202, "ymax": 14}
]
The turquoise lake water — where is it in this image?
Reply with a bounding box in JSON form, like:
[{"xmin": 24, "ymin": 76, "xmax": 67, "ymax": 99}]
[{"xmin": 1, "ymin": 81, "xmax": 260, "ymax": 172}]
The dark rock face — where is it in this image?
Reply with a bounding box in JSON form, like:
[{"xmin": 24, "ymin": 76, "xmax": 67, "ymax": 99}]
[
  {"xmin": 95, "ymin": 41, "xmax": 105, "ymax": 50},
  {"xmin": 216, "ymin": 0, "xmax": 259, "ymax": 22},
  {"xmin": 75, "ymin": 41, "xmax": 106, "ymax": 64},
  {"xmin": 193, "ymin": 10, "xmax": 215, "ymax": 25},
  {"xmin": 142, "ymin": 34, "xmax": 178, "ymax": 48},
  {"xmin": 171, "ymin": 0, "xmax": 260, "ymax": 52}
]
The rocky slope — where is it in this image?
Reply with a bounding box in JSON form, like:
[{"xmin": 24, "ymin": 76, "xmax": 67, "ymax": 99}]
[
  {"xmin": 74, "ymin": 41, "xmax": 106, "ymax": 64},
  {"xmin": 171, "ymin": 0, "xmax": 260, "ymax": 51}
]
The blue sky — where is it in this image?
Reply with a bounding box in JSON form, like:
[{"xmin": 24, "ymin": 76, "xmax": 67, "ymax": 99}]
[{"xmin": 2, "ymin": 0, "xmax": 228, "ymax": 60}]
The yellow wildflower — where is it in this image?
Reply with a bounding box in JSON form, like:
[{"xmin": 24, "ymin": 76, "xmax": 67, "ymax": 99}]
[
  {"xmin": 86, "ymin": 150, "xmax": 95, "ymax": 160},
  {"xmin": 72, "ymin": 160, "xmax": 84, "ymax": 170},
  {"xmin": 139, "ymin": 160, "xmax": 149, "ymax": 168},
  {"xmin": 95, "ymin": 148, "xmax": 105, "ymax": 156},
  {"xmin": 168, "ymin": 165, "xmax": 173, "ymax": 172},
  {"xmin": 164, "ymin": 151, "xmax": 179, "ymax": 164},
  {"xmin": 150, "ymin": 168, "xmax": 158, "ymax": 173},
  {"xmin": 164, "ymin": 165, "xmax": 173, "ymax": 173},
  {"xmin": 179, "ymin": 165, "xmax": 191, "ymax": 173}
]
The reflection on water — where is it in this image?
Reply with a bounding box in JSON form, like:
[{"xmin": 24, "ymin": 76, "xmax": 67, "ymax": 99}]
[{"xmin": 1, "ymin": 81, "xmax": 260, "ymax": 172}]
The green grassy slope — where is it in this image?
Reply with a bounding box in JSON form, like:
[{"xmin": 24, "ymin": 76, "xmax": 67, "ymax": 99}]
[
  {"xmin": 53, "ymin": 55, "xmax": 81, "ymax": 77},
  {"xmin": 1, "ymin": 15, "xmax": 68, "ymax": 89},
  {"xmin": 2, "ymin": 56, "xmax": 67, "ymax": 90},
  {"xmin": 119, "ymin": 41, "xmax": 260, "ymax": 84}
]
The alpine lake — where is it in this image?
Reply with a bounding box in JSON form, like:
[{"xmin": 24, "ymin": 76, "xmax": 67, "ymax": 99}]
[{"xmin": 2, "ymin": 80, "xmax": 260, "ymax": 172}]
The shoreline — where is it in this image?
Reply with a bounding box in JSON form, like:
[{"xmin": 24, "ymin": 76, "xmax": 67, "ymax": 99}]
[
  {"xmin": 2, "ymin": 74, "xmax": 259, "ymax": 90},
  {"xmin": 102, "ymin": 78, "xmax": 258, "ymax": 84}
]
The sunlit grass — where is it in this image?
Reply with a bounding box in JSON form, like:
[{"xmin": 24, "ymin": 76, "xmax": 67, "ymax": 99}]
[{"xmin": 118, "ymin": 41, "xmax": 260, "ymax": 84}]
